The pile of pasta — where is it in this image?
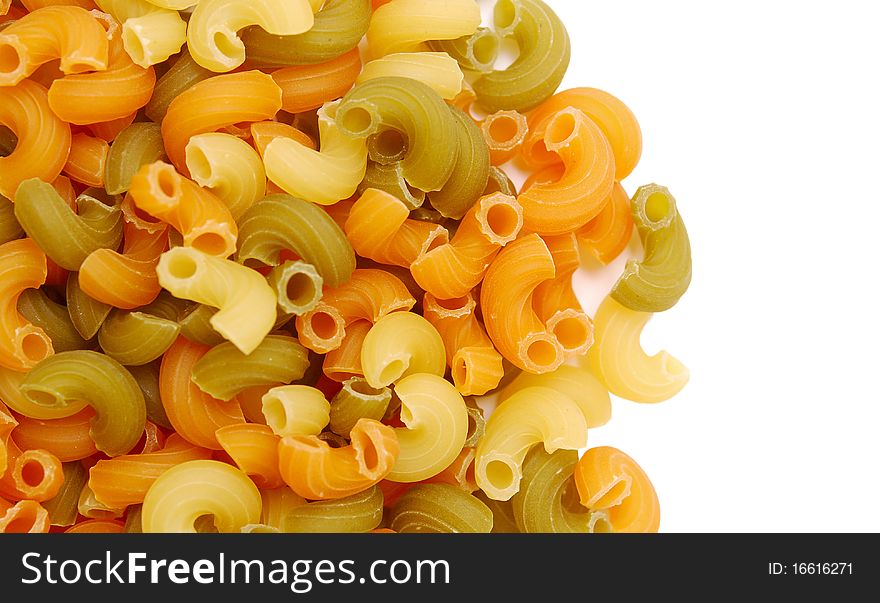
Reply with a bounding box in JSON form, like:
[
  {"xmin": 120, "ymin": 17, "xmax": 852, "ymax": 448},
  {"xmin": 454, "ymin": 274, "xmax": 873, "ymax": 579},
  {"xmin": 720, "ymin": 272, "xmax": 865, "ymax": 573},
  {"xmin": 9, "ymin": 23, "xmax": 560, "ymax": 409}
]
[{"xmin": 0, "ymin": 0, "xmax": 691, "ymax": 534}]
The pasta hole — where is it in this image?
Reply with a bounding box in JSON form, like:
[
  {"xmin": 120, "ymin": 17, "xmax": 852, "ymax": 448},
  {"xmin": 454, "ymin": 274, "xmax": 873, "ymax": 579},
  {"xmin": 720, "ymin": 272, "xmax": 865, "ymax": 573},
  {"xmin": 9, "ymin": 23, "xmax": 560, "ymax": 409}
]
[
  {"xmin": 470, "ymin": 34, "xmax": 499, "ymax": 67},
  {"xmin": 527, "ymin": 139, "xmax": 555, "ymax": 165},
  {"xmin": 122, "ymin": 29, "xmax": 146, "ymax": 64},
  {"xmin": 526, "ymin": 339, "xmax": 558, "ymax": 367},
  {"xmin": 20, "ymin": 459, "xmax": 45, "ymax": 488},
  {"xmin": 262, "ymin": 398, "xmax": 287, "ymax": 434},
  {"xmin": 190, "ymin": 232, "xmax": 229, "ymax": 256},
  {"xmin": 592, "ymin": 478, "xmax": 630, "ymax": 510},
  {"xmin": 494, "ymin": 0, "xmax": 519, "ymax": 30},
  {"xmin": 590, "ymin": 514, "xmax": 614, "ymax": 533},
  {"xmin": 22, "ymin": 389, "xmax": 59, "ymax": 408},
  {"xmin": 166, "ymin": 254, "xmax": 199, "ymax": 279},
  {"xmin": 435, "ymin": 296, "xmax": 470, "ymax": 311},
  {"xmin": 485, "ymin": 459, "xmax": 515, "ymax": 490},
  {"xmin": 155, "ymin": 168, "xmax": 179, "ymax": 199},
  {"xmin": 20, "ymin": 333, "xmax": 50, "ymax": 363},
  {"xmin": 0, "ymin": 44, "xmax": 21, "ymax": 74},
  {"xmin": 360, "ymin": 437, "xmax": 380, "ymax": 471},
  {"xmin": 485, "ymin": 202, "xmax": 520, "ymax": 239},
  {"xmin": 3, "ymin": 515, "xmax": 35, "ymax": 533},
  {"xmin": 310, "ymin": 312, "xmax": 339, "ymax": 340},
  {"xmin": 452, "ymin": 357, "xmax": 468, "ymax": 389},
  {"xmin": 488, "ymin": 114, "xmax": 520, "ymax": 144},
  {"xmin": 340, "ymin": 106, "xmax": 374, "ymax": 136},
  {"xmin": 193, "ymin": 514, "xmax": 219, "ymax": 533},
  {"xmin": 645, "ymin": 192, "xmax": 671, "ymax": 223},
  {"xmin": 348, "ymin": 379, "xmax": 383, "ymax": 397},
  {"xmin": 285, "ymin": 271, "xmax": 317, "ymax": 306},
  {"xmin": 546, "ymin": 113, "xmax": 578, "ymax": 146},
  {"xmin": 212, "ymin": 30, "xmax": 240, "ymax": 60},
  {"xmin": 370, "ymin": 129, "xmax": 407, "ymax": 162},
  {"xmin": 378, "ymin": 360, "xmax": 406, "ymax": 385},
  {"xmin": 186, "ymin": 146, "xmax": 213, "ymax": 184},
  {"xmin": 553, "ymin": 316, "xmax": 590, "ymax": 350}
]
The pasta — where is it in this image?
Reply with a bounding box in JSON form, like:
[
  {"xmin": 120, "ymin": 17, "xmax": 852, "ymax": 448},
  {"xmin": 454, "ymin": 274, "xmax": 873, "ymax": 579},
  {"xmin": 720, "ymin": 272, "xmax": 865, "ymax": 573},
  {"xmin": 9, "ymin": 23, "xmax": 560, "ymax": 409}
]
[
  {"xmin": 185, "ymin": 133, "xmax": 266, "ymax": 221},
  {"xmin": 157, "ymin": 246, "xmax": 276, "ymax": 354},
  {"xmin": 428, "ymin": 27, "xmax": 500, "ymax": 73},
  {"xmin": 63, "ymin": 132, "xmax": 109, "ymax": 188},
  {"xmin": 328, "ymin": 377, "xmax": 391, "ymax": 438},
  {"xmin": 357, "ymin": 160, "xmax": 425, "ymax": 210},
  {"xmin": 0, "ymin": 195, "xmax": 23, "ymax": 245},
  {"xmin": 282, "ymin": 485, "xmax": 383, "ymax": 533},
  {"xmin": 358, "ymin": 52, "xmax": 464, "ymax": 100},
  {"xmin": 16, "ymin": 288, "xmax": 90, "ymax": 353},
  {"xmin": 141, "ymin": 459, "xmax": 262, "ymax": 532},
  {"xmin": 97, "ymin": 0, "xmax": 185, "ymax": 68},
  {"xmin": 127, "ymin": 361, "xmax": 171, "ymax": 429},
  {"xmin": 261, "ymin": 385, "xmax": 330, "ymax": 438},
  {"xmin": 215, "ymin": 424, "xmax": 283, "ymax": 490},
  {"xmin": 481, "ymin": 109, "xmax": 529, "ymax": 166},
  {"xmin": 388, "ymin": 483, "xmax": 492, "ymax": 533},
  {"xmin": 271, "ymin": 48, "xmax": 362, "ymax": 114},
  {"xmin": 588, "ymin": 297, "xmax": 689, "ymax": 404},
  {"xmin": 475, "ymin": 386, "xmax": 587, "ymax": 501},
  {"xmin": 577, "ymin": 181, "xmax": 634, "ymax": 265},
  {"xmin": 267, "ymin": 261, "xmax": 324, "ymax": 317},
  {"xmin": 250, "ymin": 121, "xmax": 315, "ymax": 156},
  {"xmin": 104, "ymin": 122, "xmax": 166, "ymax": 196},
  {"xmin": 144, "ymin": 49, "xmax": 212, "ymax": 123},
  {"xmin": 366, "ymin": 0, "xmax": 481, "ymax": 58},
  {"xmin": 321, "ymin": 319, "xmax": 370, "ymax": 382},
  {"xmin": 42, "ymin": 461, "xmax": 88, "ymax": 526},
  {"xmin": 0, "ymin": 499, "xmax": 50, "ymax": 533},
  {"xmin": 97, "ymin": 309, "xmax": 179, "ymax": 366},
  {"xmin": 65, "ymin": 273, "xmax": 111, "ymax": 340},
  {"xmin": 11, "ymin": 408, "xmax": 96, "ymax": 463},
  {"xmin": 361, "ymin": 312, "xmax": 446, "ymax": 388},
  {"xmin": 611, "ymin": 184, "xmax": 692, "ymax": 312}
]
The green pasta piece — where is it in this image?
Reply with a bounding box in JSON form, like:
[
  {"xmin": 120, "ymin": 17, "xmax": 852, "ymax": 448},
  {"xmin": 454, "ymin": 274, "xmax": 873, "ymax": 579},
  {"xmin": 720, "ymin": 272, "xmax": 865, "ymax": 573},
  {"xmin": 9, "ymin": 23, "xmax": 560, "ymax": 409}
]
[
  {"xmin": 329, "ymin": 377, "xmax": 391, "ymax": 438},
  {"xmin": 123, "ymin": 505, "xmax": 143, "ymax": 533},
  {"xmin": 409, "ymin": 205, "xmax": 450, "ymax": 227},
  {"xmin": 611, "ymin": 184, "xmax": 692, "ymax": 312},
  {"xmin": 267, "ymin": 260, "xmax": 324, "ymax": 316},
  {"xmin": 41, "ymin": 462, "xmax": 88, "ymax": 527},
  {"xmin": 294, "ymin": 350, "xmax": 324, "ymax": 388},
  {"xmin": 135, "ymin": 290, "xmax": 192, "ymax": 323},
  {"xmin": 66, "ymin": 274, "xmax": 112, "ymax": 340},
  {"xmin": 390, "ymin": 484, "xmax": 493, "ymax": 533},
  {"xmin": 428, "ymin": 27, "xmax": 501, "ymax": 73},
  {"xmin": 337, "ymin": 77, "xmax": 458, "ymax": 192},
  {"xmin": 463, "ymin": 397, "xmax": 486, "ymax": 448},
  {"xmin": 243, "ymin": 0, "xmax": 372, "ymax": 67},
  {"xmin": 97, "ymin": 309, "xmax": 181, "ymax": 366},
  {"xmin": 357, "ymin": 161, "xmax": 425, "ymax": 210},
  {"xmin": 0, "ymin": 194, "xmax": 23, "ymax": 245},
  {"xmin": 237, "ymin": 194, "xmax": 356, "ymax": 287},
  {"xmin": 427, "ymin": 106, "xmax": 490, "ymax": 219},
  {"xmin": 14, "ymin": 179, "xmax": 123, "ymax": 271},
  {"xmin": 473, "ymin": 0, "xmax": 571, "ymax": 112},
  {"xmin": 177, "ymin": 303, "xmax": 225, "ymax": 346},
  {"xmin": 144, "ymin": 49, "xmax": 213, "ymax": 123},
  {"xmin": 484, "ymin": 165, "xmax": 518, "ymax": 197},
  {"xmin": 104, "ymin": 122, "xmax": 166, "ymax": 195},
  {"xmin": 190, "ymin": 334, "xmax": 310, "ymax": 401},
  {"xmin": 17, "ymin": 288, "xmax": 92, "ymax": 352},
  {"xmin": 126, "ymin": 361, "xmax": 172, "ymax": 430},
  {"xmin": 474, "ymin": 490, "xmax": 519, "ymax": 533},
  {"xmin": 283, "ymin": 485, "xmax": 383, "ymax": 533},
  {"xmin": 19, "ymin": 351, "xmax": 147, "ymax": 457},
  {"xmin": 366, "ymin": 129, "xmax": 408, "ymax": 165},
  {"xmin": 317, "ymin": 430, "xmax": 349, "ymax": 449}
]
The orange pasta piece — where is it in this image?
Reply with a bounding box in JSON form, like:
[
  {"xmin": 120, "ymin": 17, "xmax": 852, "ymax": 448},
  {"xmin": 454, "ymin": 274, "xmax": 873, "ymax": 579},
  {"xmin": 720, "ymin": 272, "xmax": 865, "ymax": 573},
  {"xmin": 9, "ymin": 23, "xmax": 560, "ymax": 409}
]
[
  {"xmin": 525, "ymin": 87, "xmax": 642, "ymax": 181},
  {"xmin": 410, "ymin": 192, "xmax": 523, "ymax": 300},
  {"xmin": 533, "ymin": 233, "xmax": 593, "ymax": 358},
  {"xmin": 323, "ymin": 198, "xmax": 354, "ymax": 230},
  {"xmin": 0, "ymin": 79, "xmax": 71, "ymax": 199},
  {"xmin": 162, "ymin": 71, "xmax": 283, "ymax": 174},
  {"xmin": 371, "ymin": 0, "xmax": 393, "ymax": 10},
  {"xmin": 0, "ymin": 499, "xmax": 50, "ymax": 533},
  {"xmin": 481, "ymin": 110, "xmax": 529, "ymax": 166},
  {"xmin": 422, "ymin": 293, "xmax": 503, "ymax": 396},
  {"xmin": 136, "ymin": 420, "xmax": 167, "ymax": 455},
  {"xmin": 378, "ymin": 479, "xmax": 411, "ymax": 508},
  {"xmin": 574, "ymin": 446, "xmax": 660, "ymax": 533},
  {"xmin": 129, "ymin": 161, "xmax": 237, "ymax": 258},
  {"xmin": 480, "ymin": 233, "xmax": 564, "ymax": 374},
  {"xmin": 120, "ymin": 193, "xmax": 166, "ymax": 234},
  {"xmin": 88, "ymin": 433, "xmax": 212, "ymax": 509},
  {"xmin": 65, "ymin": 519, "xmax": 124, "ymax": 533},
  {"xmin": 0, "ymin": 401, "xmax": 15, "ymax": 480},
  {"xmin": 41, "ymin": 176, "xmax": 77, "ymax": 288},
  {"xmin": 278, "ymin": 418, "xmax": 399, "ymax": 500},
  {"xmin": 215, "ymin": 423, "xmax": 284, "ymax": 490},
  {"xmin": 20, "ymin": 1, "xmax": 97, "ymax": 9},
  {"xmin": 345, "ymin": 188, "xmax": 448, "ymax": 268},
  {"xmin": 87, "ymin": 111, "xmax": 137, "ymax": 143},
  {"xmin": 62, "ymin": 131, "xmax": 109, "ymax": 187},
  {"xmin": 79, "ymin": 221, "xmax": 169, "ymax": 309},
  {"xmin": 0, "ymin": 239, "xmax": 54, "ymax": 372},
  {"xmin": 518, "ymin": 107, "xmax": 615, "ymax": 235},
  {"xmin": 424, "ymin": 446, "xmax": 477, "ymax": 492},
  {"xmin": 237, "ymin": 384, "xmax": 273, "ymax": 425},
  {"xmin": 47, "ymin": 23, "xmax": 155, "ymax": 125},
  {"xmin": 296, "ymin": 269, "xmax": 415, "ymax": 354},
  {"xmin": 322, "ymin": 319, "xmax": 371, "ymax": 382},
  {"xmin": 250, "ymin": 121, "xmax": 316, "ymax": 156},
  {"xmin": 577, "ymin": 181, "xmax": 634, "ymax": 265},
  {"xmin": 271, "ymin": 48, "xmax": 362, "ymax": 114},
  {"xmin": 0, "ymin": 5, "xmax": 108, "ymax": 86},
  {"xmin": 0, "ymin": 495, "xmax": 10, "ymax": 515},
  {"xmin": 159, "ymin": 337, "xmax": 246, "ymax": 450},
  {"xmin": 11, "ymin": 408, "xmax": 98, "ymax": 462},
  {"xmin": 0, "ymin": 444, "xmax": 64, "ymax": 502}
]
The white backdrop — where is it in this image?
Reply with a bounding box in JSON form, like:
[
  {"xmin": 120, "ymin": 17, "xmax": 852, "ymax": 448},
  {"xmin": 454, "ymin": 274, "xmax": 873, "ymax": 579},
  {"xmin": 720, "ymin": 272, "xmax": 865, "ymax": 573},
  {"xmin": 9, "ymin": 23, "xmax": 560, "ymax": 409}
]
[{"xmin": 525, "ymin": 0, "xmax": 880, "ymax": 532}]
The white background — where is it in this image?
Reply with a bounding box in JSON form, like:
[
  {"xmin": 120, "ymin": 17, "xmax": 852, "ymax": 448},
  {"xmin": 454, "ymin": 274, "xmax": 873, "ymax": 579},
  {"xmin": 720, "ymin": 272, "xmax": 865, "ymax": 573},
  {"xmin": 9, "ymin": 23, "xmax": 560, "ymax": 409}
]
[{"xmin": 529, "ymin": 0, "xmax": 880, "ymax": 532}]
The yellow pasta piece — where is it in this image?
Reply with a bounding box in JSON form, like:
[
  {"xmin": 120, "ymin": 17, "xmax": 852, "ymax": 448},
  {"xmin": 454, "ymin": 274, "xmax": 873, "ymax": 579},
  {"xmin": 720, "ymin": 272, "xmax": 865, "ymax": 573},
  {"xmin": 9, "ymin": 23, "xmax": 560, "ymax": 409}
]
[
  {"xmin": 357, "ymin": 52, "xmax": 464, "ymax": 100},
  {"xmin": 261, "ymin": 385, "xmax": 331, "ymax": 438},
  {"xmin": 361, "ymin": 312, "xmax": 446, "ymax": 389},
  {"xmin": 187, "ymin": 0, "xmax": 314, "ymax": 72},
  {"xmin": 367, "ymin": 0, "xmax": 481, "ymax": 58},
  {"xmin": 156, "ymin": 246, "xmax": 277, "ymax": 354},
  {"xmin": 94, "ymin": 0, "xmax": 187, "ymax": 68},
  {"xmin": 386, "ymin": 373, "xmax": 468, "ymax": 483},
  {"xmin": 141, "ymin": 459, "xmax": 261, "ymax": 532},
  {"xmin": 263, "ymin": 100, "xmax": 367, "ymax": 206},
  {"xmin": 587, "ymin": 297, "xmax": 689, "ymax": 403},
  {"xmin": 475, "ymin": 386, "xmax": 587, "ymax": 501}
]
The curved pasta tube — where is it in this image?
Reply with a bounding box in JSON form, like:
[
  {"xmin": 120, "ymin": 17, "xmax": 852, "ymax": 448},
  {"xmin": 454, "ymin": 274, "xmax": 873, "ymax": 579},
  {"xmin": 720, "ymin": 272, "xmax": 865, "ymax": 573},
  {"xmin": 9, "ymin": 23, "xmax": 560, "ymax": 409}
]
[
  {"xmin": 264, "ymin": 101, "xmax": 367, "ymax": 206},
  {"xmin": 344, "ymin": 188, "xmax": 449, "ymax": 268},
  {"xmin": 129, "ymin": 161, "xmax": 237, "ymax": 258},
  {"xmin": 184, "ymin": 133, "xmax": 266, "ymax": 221},
  {"xmin": 0, "ymin": 441, "xmax": 64, "ymax": 502},
  {"xmin": 215, "ymin": 424, "xmax": 283, "ymax": 490},
  {"xmin": 422, "ymin": 293, "xmax": 503, "ymax": 396},
  {"xmin": 19, "ymin": 351, "xmax": 147, "ymax": 457},
  {"xmin": 86, "ymin": 112, "xmax": 138, "ymax": 143},
  {"xmin": 267, "ymin": 261, "xmax": 323, "ymax": 317},
  {"xmin": 16, "ymin": 289, "xmax": 89, "ymax": 354},
  {"xmin": 480, "ymin": 233, "xmax": 565, "ymax": 374},
  {"xmin": 0, "ymin": 80, "xmax": 71, "ymax": 199},
  {"xmin": 388, "ymin": 483, "xmax": 492, "ymax": 533},
  {"xmin": 366, "ymin": 0, "xmax": 480, "ymax": 58},
  {"xmin": 517, "ymin": 108, "xmax": 615, "ymax": 235},
  {"xmin": 88, "ymin": 434, "xmax": 212, "ymax": 509},
  {"xmin": 65, "ymin": 272, "xmax": 111, "ymax": 341},
  {"xmin": 428, "ymin": 27, "xmax": 500, "ymax": 73},
  {"xmin": 587, "ymin": 297, "xmax": 689, "ymax": 404},
  {"xmin": 0, "ymin": 196, "xmax": 22, "ymax": 245},
  {"xmin": 0, "ymin": 365, "xmax": 86, "ymax": 420},
  {"xmin": 78, "ymin": 222, "xmax": 168, "ymax": 310},
  {"xmin": 411, "ymin": 192, "xmax": 523, "ymax": 300},
  {"xmin": 0, "ymin": 239, "xmax": 53, "ymax": 371},
  {"xmin": 142, "ymin": 460, "xmax": 261, "ymax": 532},
  {"xmin": 0, "ymin": 500, "xmax": 50, "ymax": 533},
  {"xmin": 358, "ymin": 52, "xmax": 464, "ymax": 100},
  {"xmin": 357, "ymin": 161, "xmax": 425, "ymax": 210},
  {"xmin": 574, "ymin": 446, "xmax": 660, "ymax": 533},
  {"xmin": 64, "ymin": 519, "xmax": 125, "ymax": 533},
  {"xmin": 271, "ymin": 48, "xmax": 362, "ymax": 114},
  {"xmin": 94, "ymin": 0, "xmax": 186, "ymax": 68},
  {"xmin": 236, "ymin": 194, "xmax": 356, "ymax": 288},
  {"xmin": 97, "ymin": 309, "xmax": 179, "ymax": 366},
  {"xmin": 481, "ymin": 109, "xmax": 529, "ymax": 166},
  {"xmin": 63, "ymin": 132, "xmax": 109, "ymax": 188},
  {"xmin": 278, "ymin": 418, "xmax": 399, "ymax": 500},
  {"xmin": 283, "ymin": 485, "xmax": 384, "ymax": 533},
  {"xmin": 188, "ymin": 0, "xmax": 313, "ymax": 72},
  {"xmin": 9, "ymin": 408, "xmax": 97, "ymax": 462},
  {"xmin": 577, "ymin": 181, "xmax": 634, "ymax": 265},
  {"xmin": 104, "ymin": 122, "xmax": 166, "ymax": 196},
  {"xmin": 296, "ymin": 269, "xmax": 415, "ymax": 354},
  {"xmin": 40, "ymin": 459, "xmax": 88, "ymax": 527},
  {"xmin": 385, "ymin": 373, "xmax": 468, "ymax": 483},
  {"xmin": 473, "ymin": 0, "xmax": 569, "ymax": 113},
  {"xmin": 157, "ymin": 247, "xmax": 276, "ymax": 354},
  {"xmin": 144, "ymin": 49, "xmax": 213, "ymax": 123},
  {"xmin": 611, "ymin": 184, "xmax": 692, "ymax": 312},
  {"xmin": 328, "ymin": 376, "xmax": 390, "ymax": 437},
  {"xmin": 250, "ymin": 121, "xmax": 315, "ymax": 156},
  {"xmin": 474, "ymin": 386, "xmax": 587, "ymax": 501},
  {"xmin": 336, "ymin": 76, "xmax": 458, "ymax": 192},
  {"xmin": 0, "ymin": 5, "xmax": 109, "ymax": 86},
  {"xmin": 159, "ymin": 337, "xmax": 245, "ymax": 449},
  {"xmin": 322, "ymin": 319, "xmax": 370, "ymax": 382},
  {"xmin": 262, "ymin": 385, "xmax": 330, "ymax": 438},
  {"xmin": 161, "ymin": 70, "xmax": 282, "ymax": 174},
  {"xmin": 77, "ymin": 482, "xmax": 125, "ymax": 520},
  {"xmin": 361, "ymin": 312, "xmax": 446, "ymax": 389}
]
